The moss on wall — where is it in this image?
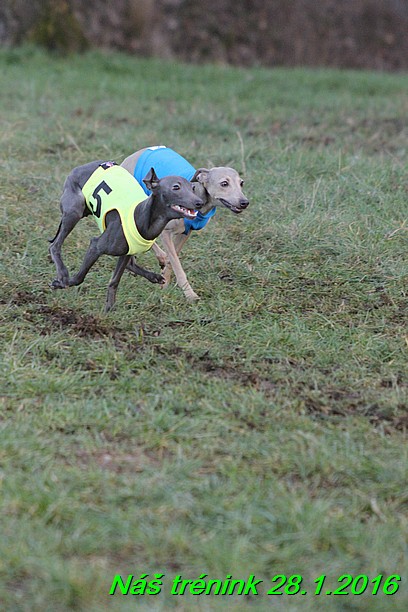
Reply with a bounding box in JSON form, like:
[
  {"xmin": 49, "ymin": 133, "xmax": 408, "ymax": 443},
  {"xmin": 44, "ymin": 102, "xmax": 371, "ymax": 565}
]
[{"xmin": 28, "ymin": 1, "xmax": 88, "ymax": 53}]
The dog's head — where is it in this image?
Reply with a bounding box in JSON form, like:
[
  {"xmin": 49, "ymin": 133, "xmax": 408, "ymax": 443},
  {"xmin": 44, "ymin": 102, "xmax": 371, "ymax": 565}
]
[
  {"xmin": 192, "ymin": 167, "xmax": 249, "ymax": 214},
  {"xmin": 143, "ymin": 168, "xmax": 203, "ymax": 220}
]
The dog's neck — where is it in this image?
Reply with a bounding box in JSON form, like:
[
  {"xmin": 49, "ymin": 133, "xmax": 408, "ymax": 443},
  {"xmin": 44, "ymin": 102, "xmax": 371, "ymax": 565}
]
[
  {"xmin": 192, "ymin": 182, "xmax": 214, "ymax": 215},
  {"xmin": 134, "ymin": 196, "xmax": 171, "ymax": 241}
]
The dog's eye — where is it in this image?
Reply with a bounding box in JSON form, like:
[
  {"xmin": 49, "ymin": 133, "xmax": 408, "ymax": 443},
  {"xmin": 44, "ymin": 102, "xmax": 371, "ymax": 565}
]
[
  {"xmin": 240, "ymin": 180, "xmax": 244, "ymax": 187},
  {"xmin": 220, "ymin": 181, "xmax": 229, "ymax": 188},
  {"xmin": 172, "ymin": 184, "xmax": 180, "ymax": 190}
]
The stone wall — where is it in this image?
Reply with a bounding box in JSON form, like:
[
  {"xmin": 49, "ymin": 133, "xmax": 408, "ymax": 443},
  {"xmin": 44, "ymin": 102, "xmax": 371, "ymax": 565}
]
[{"xmin": 1, "ymin": 0, "xmax": 407, "ymax": 71}]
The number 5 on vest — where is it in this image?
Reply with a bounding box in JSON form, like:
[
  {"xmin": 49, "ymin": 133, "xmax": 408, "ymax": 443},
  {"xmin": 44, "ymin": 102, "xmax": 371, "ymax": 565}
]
[{"xmin": 90, "ymin": 181, "xmax": 112, "ymax": 218}]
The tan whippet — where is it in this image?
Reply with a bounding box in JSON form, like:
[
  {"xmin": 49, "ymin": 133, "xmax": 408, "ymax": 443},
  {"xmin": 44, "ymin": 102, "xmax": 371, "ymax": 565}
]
[{"xmin": 121, "ymin": 146, "xmax": 249, "ymax": 301}]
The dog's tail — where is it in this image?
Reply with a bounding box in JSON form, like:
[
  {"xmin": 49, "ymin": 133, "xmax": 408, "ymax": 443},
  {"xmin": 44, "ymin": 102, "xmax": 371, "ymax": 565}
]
[{"xmin": 48, "ymin": 221, "xmax": 62, "ymax": 244}]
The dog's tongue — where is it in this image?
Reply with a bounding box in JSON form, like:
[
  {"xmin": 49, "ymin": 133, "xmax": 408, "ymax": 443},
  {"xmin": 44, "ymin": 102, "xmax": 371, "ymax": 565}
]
[{"xmin": 185, "ymin": 208, "xmax": 197, "ymax": 218}]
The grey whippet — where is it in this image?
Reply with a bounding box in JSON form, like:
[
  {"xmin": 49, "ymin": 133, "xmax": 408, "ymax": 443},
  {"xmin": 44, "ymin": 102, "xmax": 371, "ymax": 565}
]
[
  {"xmin": 48, "ymin": 161, "xmax": 203, "ymax": 311},
  {"xmin": 121, "ymin": 146, "xmax": 249, "ymax": 301}
]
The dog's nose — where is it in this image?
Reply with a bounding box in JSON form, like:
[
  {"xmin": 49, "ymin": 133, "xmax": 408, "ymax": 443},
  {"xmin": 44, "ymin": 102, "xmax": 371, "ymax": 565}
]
[
  {"xmin": 239, "ymin": 199, "xmax": 249, "ymax": 209},
  {"xmin": 195, "ymin": 199, "xmax": 204, "ymax": 209}
]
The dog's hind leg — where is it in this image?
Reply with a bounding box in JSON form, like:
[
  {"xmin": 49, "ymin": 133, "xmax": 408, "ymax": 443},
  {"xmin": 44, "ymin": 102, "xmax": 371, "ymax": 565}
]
[
  {"xmin": 173, "ymin": 232, "xmax": 190, "ymax": 255},
  {"xmin": 67, "ymin": 235, "xmax": 104, "ymax": 289},
  {"xmin": 49, "ymin": 185, "xmax": 86, "ymax": 289}
]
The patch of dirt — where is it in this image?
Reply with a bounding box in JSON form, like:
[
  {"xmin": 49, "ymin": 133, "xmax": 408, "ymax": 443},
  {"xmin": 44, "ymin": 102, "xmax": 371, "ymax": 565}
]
[
  {"xmin": 193, "ymin": 354, "xmax": 278, "ymax": 395},
  {"xmin": 164, "ymin": 347, "xmax": 408, "ymax": 434},
  {"xmin": 2, "ymin": 289, "xmax": 47, "ymax": 306},
  {"xmin": 138, "ymin": 317, "xmax": 213, "ymax": 338},
  {"xmin": 301, "ymin": 389, "xmax": 408, "ymax": 433},
  {"xmin": 363, "ymin": 403, "xmax": 408, "ymax": 433},
  {"xmin": 3, "ymin": 288, "xmax": 125, "ymax": 339},
  {"xmin": 355, "ymin": 117, "xmax": 407, "ymax": 136},
  {"xmin": 6, "ymin": 288, "xmax": 406, "ymax": 434},
  {"xmin": 24, "ymin": 304, "xmax": 114, "ymax": 339}
]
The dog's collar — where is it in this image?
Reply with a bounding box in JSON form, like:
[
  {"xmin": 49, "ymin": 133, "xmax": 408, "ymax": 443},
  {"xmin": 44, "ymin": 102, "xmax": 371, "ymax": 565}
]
[
  {"xmin": 99, "ymin": 161, "xmax": 117, "ymax": 170},
  {"xmin": 183, "ymin": 207, "xmax": 216, "ymax": 234},
  {"xmin": 195, "ymin": 208, "xmax": 216, "ymax": 221}
]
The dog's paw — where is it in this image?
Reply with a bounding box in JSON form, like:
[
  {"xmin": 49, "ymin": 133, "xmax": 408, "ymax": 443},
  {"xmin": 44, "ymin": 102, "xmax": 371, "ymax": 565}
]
[
  {"xmin": 50, "ymin": 279, "xmax": 67, "ymax": 290},
  {"xmin": 147, "ymin": 272, "xmax": 165, "ymax": 284},
  {"xmin": 185, "ymin": 291, "xmax": 200, "ymax": 302},
  {"xmin": 161, "ymin": 267, "xmax": 172, "ymax": 285}
]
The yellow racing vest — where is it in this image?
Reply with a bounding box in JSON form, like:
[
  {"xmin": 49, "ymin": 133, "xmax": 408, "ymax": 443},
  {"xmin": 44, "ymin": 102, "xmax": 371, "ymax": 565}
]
[{"xmin": 82, "ymin": 163, "xmax": 155, "ymax": 255}]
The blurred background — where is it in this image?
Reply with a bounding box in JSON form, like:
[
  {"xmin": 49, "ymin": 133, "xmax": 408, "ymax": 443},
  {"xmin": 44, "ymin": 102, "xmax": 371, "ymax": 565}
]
[{"xmin": 1, "ymin": 0, "xmax": 407, "ymax": 71}]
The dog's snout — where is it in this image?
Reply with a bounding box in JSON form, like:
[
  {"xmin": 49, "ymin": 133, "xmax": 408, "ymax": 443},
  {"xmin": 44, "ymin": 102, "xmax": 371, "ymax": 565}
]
[
  {"xmin": 239, "ymin": 199, "xmax": 249, "ymax": 209},
  {"xmin": 195, "ymin": 198, "xmax": 204, "ymax": 209}
]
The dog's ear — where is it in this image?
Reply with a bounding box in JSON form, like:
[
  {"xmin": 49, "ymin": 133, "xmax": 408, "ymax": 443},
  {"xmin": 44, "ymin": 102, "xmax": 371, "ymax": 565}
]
[
  {"xmin": 191, "ymin": 168, "xmax": 210, "ymax": 186},
  {"xmin": 143, "ymin": 167, "xmax": 160, "ymax": 192}
]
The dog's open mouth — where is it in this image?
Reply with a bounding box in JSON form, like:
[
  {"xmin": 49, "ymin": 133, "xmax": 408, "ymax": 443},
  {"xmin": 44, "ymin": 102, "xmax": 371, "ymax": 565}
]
[
  {"xmin": 218, "ymin": 198, "xmax": 244, "ymax": 214},
  {"xmin": 171, "ymin": 204, "xmax": 198, "ymax": 219}
]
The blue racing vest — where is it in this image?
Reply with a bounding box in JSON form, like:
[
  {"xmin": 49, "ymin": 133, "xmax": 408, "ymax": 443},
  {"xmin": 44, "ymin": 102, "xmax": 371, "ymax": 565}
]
[{"xmin": 133, "ymin": 146, "xmax": 216, "ymax": 234}]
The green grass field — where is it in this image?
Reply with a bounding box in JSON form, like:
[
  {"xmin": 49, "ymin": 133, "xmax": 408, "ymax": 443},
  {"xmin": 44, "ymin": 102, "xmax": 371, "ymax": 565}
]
[{"xmin": 0, "ymin": 46, "xmax": 407, "ymax": 611}]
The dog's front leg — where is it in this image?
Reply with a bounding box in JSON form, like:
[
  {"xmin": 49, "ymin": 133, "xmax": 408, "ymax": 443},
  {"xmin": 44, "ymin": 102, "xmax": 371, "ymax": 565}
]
[
  {"xmin": 160, "ymin": 230, "xmax": 190, "ymax": 291},
  {"xmin": 160, "ymin": 230, "xmax": 199, "ymax": 301},
  {"xmin": 151, "ymin": 243, "xmax": 168, "ymax": 268},
  {"xmin": 126, "ymin": 245, "xmax": 167, "ymax": 279},
  {"xmin": 126, "ymin": 254, "xmax": 166, "ymax": 280},
  {"xmin": 105, "ymin": 255, "xmax": 131, "ymax": 312},
  {"xmin": 126, "ymin": 259, "xmax": 165, "ymax": 285},
  {"xmin": 126, "ymin": 256, "xmax": 141, "ymax": 276}
]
